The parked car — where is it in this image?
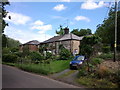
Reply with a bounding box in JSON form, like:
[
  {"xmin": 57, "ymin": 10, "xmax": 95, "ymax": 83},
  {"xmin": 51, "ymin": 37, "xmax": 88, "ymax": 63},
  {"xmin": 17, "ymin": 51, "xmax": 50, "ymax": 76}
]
[{"xmin": 70, "ymin": 55, "xmax": 86, "ymax": 69}]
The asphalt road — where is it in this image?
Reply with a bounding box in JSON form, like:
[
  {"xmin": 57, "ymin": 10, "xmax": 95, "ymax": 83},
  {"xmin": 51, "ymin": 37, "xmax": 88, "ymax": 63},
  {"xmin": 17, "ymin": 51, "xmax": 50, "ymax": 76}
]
[{"xmin": 2, "ymin": 65, "xmax": 79, "ymax": 88}]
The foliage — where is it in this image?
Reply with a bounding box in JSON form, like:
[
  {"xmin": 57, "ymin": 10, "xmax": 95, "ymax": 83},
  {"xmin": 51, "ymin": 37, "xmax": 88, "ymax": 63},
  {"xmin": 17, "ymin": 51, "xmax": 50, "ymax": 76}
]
[
  {"xmin": 59, "ymin": 47, "xmax": 72, "ymax": 60},
  {"xmin": 96, "ymin": 53, "xmax": 113, "ymax": 60},
  {"xmin": 7, "ymin": 37, "xmax": 21, "ymax": 48},
  {"xmin": 80, "ymin": 35, "xmax": 101, "ymax": 58},
  {"xmin": 0, "ymin": 0, "xmax": 10, "ymax": 33},
  {"xmin": 2, "ymin": 35, "xmax": 21, "ymax": 48},
  {"xmin": 95, "ymin": 7, "xmax": 120, "ymax": 51},
  {"xmin": 77, "ymin": 77, "xmax": 117, "ymax": 88},
  {"xmin": 22, "ymin": 45, "xmax": 29, "ymax": 56},
  {"xmin": 29, "ymin": 51, "xmax": 44, "ymax": 63},
  {"xmin": 46, "ymin": 52, "xmax": 52, "ymax": 59},
  {"xmin": 2, "ymin": 47, "xmax": 10, "ymax": 54},
  {"xmin": 2, "ymin": 53, "xmax": 18, "ymax": 63},
  {"xmin": 71, "ymin": 28, "xmax": 92, "ymax": 37},
  {"xmin": 14, "ymin": 60, "xmax": 71, "ymax": 75},
  {"xmin": 56, "ymin": 25, "xmax": 64, "ymax": 35},
  {"xmin": 102, "ymin": 46, "xmax": 111, "ymax": 53},
  {"xmin": 10, "ymin": 47, "xmax": 19, "ymax": 53},
  {"xmin": 91, "ymin": 58, "xmax": 103, "ymax": 65},
  {"xmin": 2, "ymin": 34, "xmax": 7, "ymax": 47}
]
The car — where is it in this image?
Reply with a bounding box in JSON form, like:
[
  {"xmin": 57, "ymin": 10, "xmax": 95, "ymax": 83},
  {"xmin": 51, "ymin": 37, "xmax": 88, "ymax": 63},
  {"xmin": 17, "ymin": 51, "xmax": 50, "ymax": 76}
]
[{"xmin": 70, "ymin": 55, "xmax": 86, "ymax": 69}]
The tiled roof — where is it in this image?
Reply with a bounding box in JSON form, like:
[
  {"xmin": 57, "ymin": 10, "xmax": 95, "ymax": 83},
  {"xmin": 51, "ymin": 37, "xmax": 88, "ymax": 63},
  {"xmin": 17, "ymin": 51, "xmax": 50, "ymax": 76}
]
[
  {"xmin": 41, "ymin": 33, "xmax": 83, "ymax": 44},
  {"xmin": 59, "ymin": 33, "xmax": 83, "ymax": 41},
  {"xmin": 41, "ymin": 36, "xmax": 63, "ymax": 43},
  {"xmin": 23, "ymin": 40, "xmax": 40, "ymax": 45}
]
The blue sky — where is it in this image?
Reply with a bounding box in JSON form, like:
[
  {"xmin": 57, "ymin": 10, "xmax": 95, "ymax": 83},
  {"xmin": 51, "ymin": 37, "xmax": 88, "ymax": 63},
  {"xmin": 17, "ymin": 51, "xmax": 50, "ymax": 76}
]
[{"xmin": 4, "ymin": 0, "xmax": 115, "ymax": 44}]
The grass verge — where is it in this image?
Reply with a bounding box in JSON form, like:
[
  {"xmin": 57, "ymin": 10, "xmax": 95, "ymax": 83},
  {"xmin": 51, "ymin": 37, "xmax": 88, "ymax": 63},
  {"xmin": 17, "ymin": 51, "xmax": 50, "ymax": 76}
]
[
  {"xmin": 76, "ymin": 76, "xmax": 118, "ymax": 88},
  {"xmin": 3, "ymin": 60, "xmax": 71, "ymax": 75}
]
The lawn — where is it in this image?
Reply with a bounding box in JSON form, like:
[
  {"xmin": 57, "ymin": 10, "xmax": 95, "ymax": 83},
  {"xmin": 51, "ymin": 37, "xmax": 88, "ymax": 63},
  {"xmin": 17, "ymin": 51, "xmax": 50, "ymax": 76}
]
[{"xmin": 14, "ymin": 60, "xmax": 71, "ymax": 75}]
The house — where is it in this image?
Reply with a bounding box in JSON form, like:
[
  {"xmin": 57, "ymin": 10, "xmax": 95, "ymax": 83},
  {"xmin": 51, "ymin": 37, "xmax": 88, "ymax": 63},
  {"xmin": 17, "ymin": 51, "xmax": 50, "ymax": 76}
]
[
  {"xmin": 19, "ymin": 40, "xmax": 40, "ymax": 52},
  {"xmin": 40, "ymin": 27, "xmax": 83, "ymax": 55}
]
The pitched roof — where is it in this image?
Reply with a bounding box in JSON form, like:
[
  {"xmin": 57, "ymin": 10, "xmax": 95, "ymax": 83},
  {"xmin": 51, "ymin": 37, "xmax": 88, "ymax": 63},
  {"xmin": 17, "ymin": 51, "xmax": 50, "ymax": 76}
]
[
  {"xmin": 41, "ymin": 36, "xmax": 63, "ymax": 43},
  {"xmin": 41, "ymin": 33, "xmax": 83, "ymax": 44},
  {"xmin": 23, "ymin": 40, "xmax": 40, "ymax": 45},
  {"xmin": 59, "ymin": 33, "xmax": 83, "ymax": 41}
]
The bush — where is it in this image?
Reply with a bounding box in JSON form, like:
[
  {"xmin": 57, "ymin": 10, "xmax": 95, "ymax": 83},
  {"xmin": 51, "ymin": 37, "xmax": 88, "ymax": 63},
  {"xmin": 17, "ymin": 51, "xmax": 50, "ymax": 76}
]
[
  {"xmin": 2, "ymin": 48, "xmax": 10, "ymax": 54},
  {"xmin": 14, "ymin": 52, "xmax": 23, "ymax": 57},
  {"xmin": 2, "ymin": 53, "xmax": 18, "ymax": 63},
  {"xmin": 91, "ymin": 58, "xmax": 103, "ymax": 65},
  {"xmin": 10, "ymin": 47, "xmax": 19, "ymax": 53},
  {"xmin": 59, "ymin": 48, "xmax": 72, "ymax": 60},
  {"xmin": 97, "ymin": 53, "xmax": 113, "ymax": 60},
  {"xmin": 46, "ymin": 52, "xmax": 52, "ymax": 59},
  {"xmin": 29, "ymin": 51, "xmax": 44, "ymax": 63},
  {"xmin": 102, "ymin": 46, "xmax": 110, "ymax": 53}
]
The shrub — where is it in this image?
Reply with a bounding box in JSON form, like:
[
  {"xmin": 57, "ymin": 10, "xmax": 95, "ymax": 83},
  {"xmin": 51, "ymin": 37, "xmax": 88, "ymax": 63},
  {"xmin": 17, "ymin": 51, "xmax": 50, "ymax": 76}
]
[
  {"xmin": 78, "ymin": 66, "xmax": 88, "ymax": 77},
  {"xmin": 59, "ymin": 48, "xmax": 72, "ymax": 60},
  {"xmin": 10, "ymin": 47, "xmax": 19, "ymax": 53},
  {"xmin": 2, "ymin": 48, "xmax": 10, "ymax": 54},
  {"xmin": 14, "ymin": 52, "xmax": 23, "ymax": 57},
  {"xmin": 29, "ymin": 51, "xmax": 44, "ymax": 63},
  {"xmin": 46, "ymin": 52, "xmax": 52, "ymax": 59},
  {"xmin": 102, "ymin": 46, "xmax": 111, "ymax": 53},
  {"xmin": 91, "ymin": 58, "xmax": 103, "ymax": 65},
  {"xmin": 2, "ymin": 53, "xmax": 18, "ymax": 63},
  {"xmin": 97, "ymin": 53, "xmax": 113, "ymax": 59}
]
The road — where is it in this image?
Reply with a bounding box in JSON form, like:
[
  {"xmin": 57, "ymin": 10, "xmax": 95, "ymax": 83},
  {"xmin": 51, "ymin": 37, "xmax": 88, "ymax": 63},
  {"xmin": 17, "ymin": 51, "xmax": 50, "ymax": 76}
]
[{"xmin": 2, "ymin": 65, "xmax": 79, "ymax": 88}]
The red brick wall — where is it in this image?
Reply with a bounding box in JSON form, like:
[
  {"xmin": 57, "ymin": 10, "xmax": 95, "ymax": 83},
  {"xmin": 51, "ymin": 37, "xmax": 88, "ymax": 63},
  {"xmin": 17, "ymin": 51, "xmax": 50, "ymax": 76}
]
[
  {"xmin": 19, "ymin": 44, "xmax": 39, "ymax": 52},
  {"xmin": 28, "ymin": 45, "xmax": 39, "ymax": 52}
]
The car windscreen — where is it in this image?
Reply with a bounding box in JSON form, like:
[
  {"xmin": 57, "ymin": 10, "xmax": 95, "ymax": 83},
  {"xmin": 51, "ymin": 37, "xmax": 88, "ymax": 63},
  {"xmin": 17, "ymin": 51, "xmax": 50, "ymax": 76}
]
[{"xmin": 73, "ymin": 56, "xmax": 84, "ymax": 61}]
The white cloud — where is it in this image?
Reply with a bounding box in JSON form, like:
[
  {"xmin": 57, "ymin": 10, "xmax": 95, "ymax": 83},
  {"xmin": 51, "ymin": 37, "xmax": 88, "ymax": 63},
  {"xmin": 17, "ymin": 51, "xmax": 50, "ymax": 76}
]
[
  {"xmin": 4, "ymin": 26, "xmax": 52, "ymax": 44},
  {"xmin": 32, "ymin": 20, "xmax": 44, "ymax": 26},
  {"xmin": 53, "ymin": 4, "xmax": 67, "ymax": 11},
  {"xmin": 31, "ymin": 20, "xmax": 52, "ymax": 34},
  {"xmin": 31, "ymin": 24, "xmax": 52, "ymax": 33},
  {"xmin": 4, "ymin": 12, "xmax": 31, "ymax": 25},
  {"xmin": 74, "ymin": 16, "xmax": 90, "ymax": 22},
  {"xmin": 81, "ymin": 0, "xmax": 105, "ymax": 10}
]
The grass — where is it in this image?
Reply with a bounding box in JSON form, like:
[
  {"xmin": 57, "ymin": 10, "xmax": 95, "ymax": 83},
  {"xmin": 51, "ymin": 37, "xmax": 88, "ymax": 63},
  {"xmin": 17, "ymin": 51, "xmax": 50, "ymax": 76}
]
[
  {"xmin": 4, "ymin": 60, "xmax": 71, "ymax": 75},
  {"xmin": 76, "ymin": 76, "xmax": 118, "ymax": 88}
]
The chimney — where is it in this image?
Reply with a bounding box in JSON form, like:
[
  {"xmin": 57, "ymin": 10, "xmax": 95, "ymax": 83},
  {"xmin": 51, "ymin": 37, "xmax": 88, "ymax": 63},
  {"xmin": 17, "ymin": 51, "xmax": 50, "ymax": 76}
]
[{"xmin": 64, "ymin": 27, "xmax": 69, "ymax": 34}]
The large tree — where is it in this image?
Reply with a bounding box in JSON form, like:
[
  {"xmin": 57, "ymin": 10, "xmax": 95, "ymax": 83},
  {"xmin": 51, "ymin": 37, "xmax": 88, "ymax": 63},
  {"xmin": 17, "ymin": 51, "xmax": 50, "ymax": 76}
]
[
  {"xmin": 95, "ymin": 5, "xmax": 120, "ymax": 51},
  {"xmin": 0, "ymin": 0, "xmax": 10, "ymax": 48},
  {"xmin": 71, "ymin": 28, "xmax": 92, "ymax": 37},
  {"xmin": 0, "ymin": 0, "xmax": 10, "ymax": 33}
]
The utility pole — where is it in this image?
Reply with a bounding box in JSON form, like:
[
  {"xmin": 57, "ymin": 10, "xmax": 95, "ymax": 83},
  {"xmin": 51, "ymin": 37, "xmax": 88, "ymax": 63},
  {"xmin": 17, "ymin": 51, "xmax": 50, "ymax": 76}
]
[{"xmin": 114, "ymin": 0, "xmax": 118, "ymax": 62}]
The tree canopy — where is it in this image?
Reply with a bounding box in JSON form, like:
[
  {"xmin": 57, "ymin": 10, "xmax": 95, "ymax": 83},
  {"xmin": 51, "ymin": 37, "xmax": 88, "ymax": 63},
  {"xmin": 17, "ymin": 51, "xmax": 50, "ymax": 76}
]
[
  {"xmin": 0, "ymin": 0, "xmax": 10, "ymax": 33},
  {"xmin": 71, "ymin": 28, "xmax": 92, "ymax": 37},
  {"xmin": 95, "ymin": 6, "xmax": 120, "ymax": 51}
]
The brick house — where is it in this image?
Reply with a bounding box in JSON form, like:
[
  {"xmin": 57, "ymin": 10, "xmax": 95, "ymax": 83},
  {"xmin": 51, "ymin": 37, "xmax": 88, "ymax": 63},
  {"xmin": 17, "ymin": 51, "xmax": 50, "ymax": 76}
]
[
  {"xmin": 40, "ymin": 27, "xmax": 83, "ymax": 55},
  {"xmin": 19, "ymin": 40, "xmax": 40, "ymax": 52}
]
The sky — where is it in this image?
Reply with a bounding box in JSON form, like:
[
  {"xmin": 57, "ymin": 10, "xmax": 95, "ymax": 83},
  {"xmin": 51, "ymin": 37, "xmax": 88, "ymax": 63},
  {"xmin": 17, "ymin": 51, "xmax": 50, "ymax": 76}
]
[{"xmin": 4, "ymin": 0, "xmax": 116, "ymax": 44}]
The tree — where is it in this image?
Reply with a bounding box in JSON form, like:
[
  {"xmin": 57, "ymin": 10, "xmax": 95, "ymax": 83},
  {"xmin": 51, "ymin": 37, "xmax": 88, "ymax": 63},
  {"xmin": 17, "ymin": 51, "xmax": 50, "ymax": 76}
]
[
  {"xmin": 71, "ymin": 28, "xmax": 92, "ymax": 37},
  {"xmin": 80, "ymin": 35, "xmax": 101, "ymax": 72},
  {"xmin": 0, "ymin": 0, "xmax": 10, "ymax": 33},
  {"xmin": 95, "ymin": 6, "xmax": 120, "ymax": 51},
  {"xmin": 56, "ymin": 25, "xmax": 64, "ymax": 35},
  {"xmin": 0, "ymin": 0, "xmax": 10, "ymax": 48}
]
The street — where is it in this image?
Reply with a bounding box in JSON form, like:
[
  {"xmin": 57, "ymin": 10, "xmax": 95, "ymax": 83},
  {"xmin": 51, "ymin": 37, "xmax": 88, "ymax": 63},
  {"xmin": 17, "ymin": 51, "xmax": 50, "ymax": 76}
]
[{"xmin": 2, "ymin": 65, "xmax": 79, "ymax": 88}]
